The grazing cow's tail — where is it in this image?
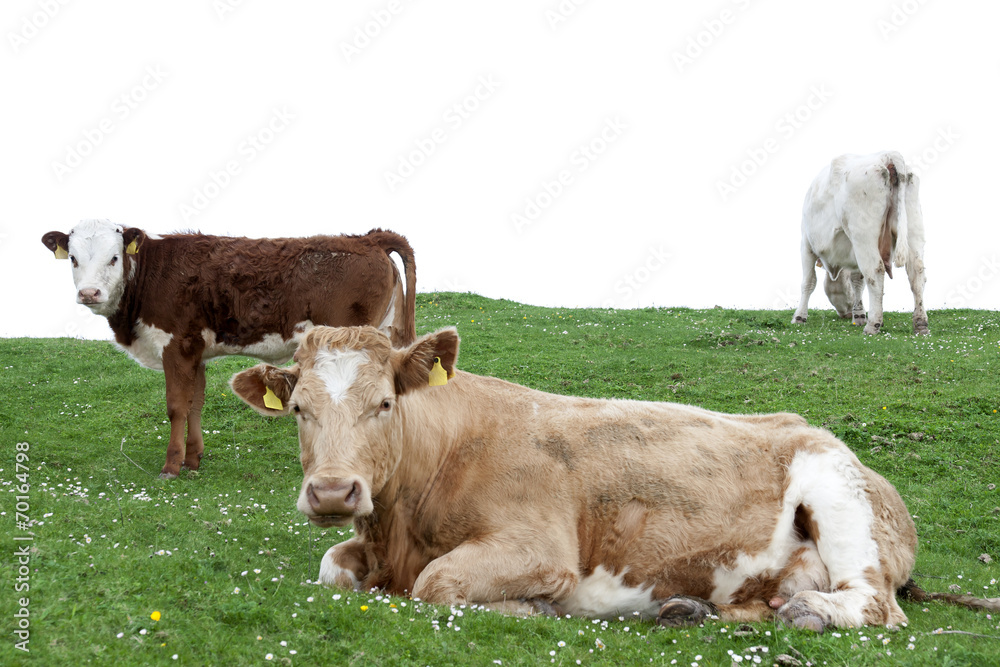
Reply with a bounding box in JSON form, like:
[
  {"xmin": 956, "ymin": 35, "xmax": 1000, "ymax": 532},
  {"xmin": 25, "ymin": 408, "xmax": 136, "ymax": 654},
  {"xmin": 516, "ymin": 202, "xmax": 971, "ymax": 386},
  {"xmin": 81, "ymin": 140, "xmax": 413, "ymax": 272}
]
[
  {"xmin": 887, "ymin": 158, "xmax": 910, "ymax": 269},
  {"xmin": 367, "ymin": 229, "xmax": 417, "ymax": 345},
  {"xmin": 898, "ymin": 578, "xmax": 1000, "ymax": 612}
]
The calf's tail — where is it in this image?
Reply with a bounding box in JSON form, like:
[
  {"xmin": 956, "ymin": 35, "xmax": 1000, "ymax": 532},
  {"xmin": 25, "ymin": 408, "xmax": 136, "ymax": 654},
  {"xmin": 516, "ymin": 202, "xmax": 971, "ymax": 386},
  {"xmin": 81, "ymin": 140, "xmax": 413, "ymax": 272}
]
[{"xmin": 367, "ymin": 229, "xmax": 417, "ymax": 345}]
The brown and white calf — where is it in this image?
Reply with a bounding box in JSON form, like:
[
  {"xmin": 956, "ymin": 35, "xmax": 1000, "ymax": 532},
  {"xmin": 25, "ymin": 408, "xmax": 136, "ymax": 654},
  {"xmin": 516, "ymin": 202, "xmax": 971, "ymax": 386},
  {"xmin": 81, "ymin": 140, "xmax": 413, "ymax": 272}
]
[
  {"xmin": 42, "ymin": 219, "xmax": 416, "ymax": 479},
  {"xmin": 231, "ymin": 326, "xmax": 996, "ymax": 630},
  {"xmin": 793, "ymin": 152, "xmax": 928, "ymax": 335}
]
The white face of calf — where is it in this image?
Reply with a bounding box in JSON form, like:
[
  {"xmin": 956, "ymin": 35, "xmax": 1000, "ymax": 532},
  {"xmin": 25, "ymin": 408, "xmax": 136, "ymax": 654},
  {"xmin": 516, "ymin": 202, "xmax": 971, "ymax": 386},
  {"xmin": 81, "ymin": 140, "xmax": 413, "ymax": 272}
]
[
  {"xmin": 230, "ymin": 326, "xmax": 459, "ymax": 528},
  {"xmin": 41, "ymin": 219, "xmax": 145, "ymax": 317}
]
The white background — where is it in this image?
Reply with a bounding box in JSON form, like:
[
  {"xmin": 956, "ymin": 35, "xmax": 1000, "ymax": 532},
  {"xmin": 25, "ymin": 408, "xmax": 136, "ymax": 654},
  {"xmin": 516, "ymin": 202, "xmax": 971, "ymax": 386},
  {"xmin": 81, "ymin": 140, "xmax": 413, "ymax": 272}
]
[{"xmin": 3, "ymin": 0, "xmax": 998, "ymax": 340}]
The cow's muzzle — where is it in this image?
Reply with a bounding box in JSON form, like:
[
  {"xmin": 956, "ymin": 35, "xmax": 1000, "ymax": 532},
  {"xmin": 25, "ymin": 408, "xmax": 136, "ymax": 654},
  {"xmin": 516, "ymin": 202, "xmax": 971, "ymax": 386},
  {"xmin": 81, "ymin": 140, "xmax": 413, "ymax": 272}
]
[
  {"xmin": 302, "ymin": 476, "xmax": 370, "ymax": 527},
  {"xmin": 77, "ymin": 288, "xmax": 104, "ymax": 305}
]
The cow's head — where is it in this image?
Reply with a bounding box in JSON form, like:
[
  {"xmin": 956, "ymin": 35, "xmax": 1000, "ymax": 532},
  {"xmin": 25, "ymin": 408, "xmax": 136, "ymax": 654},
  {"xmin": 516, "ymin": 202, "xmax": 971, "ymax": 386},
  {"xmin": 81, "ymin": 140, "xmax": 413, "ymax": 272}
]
[
  {"xmin": 230, "ymin": 326, "xmax": 459, "ymax": 528},
  {"xmin": 42, "ymin": 219, "xmax": 146, "ymax": 317},
  {"xmin": 822, "ymin": 270, "xmax": 854, "ymax": 319}
]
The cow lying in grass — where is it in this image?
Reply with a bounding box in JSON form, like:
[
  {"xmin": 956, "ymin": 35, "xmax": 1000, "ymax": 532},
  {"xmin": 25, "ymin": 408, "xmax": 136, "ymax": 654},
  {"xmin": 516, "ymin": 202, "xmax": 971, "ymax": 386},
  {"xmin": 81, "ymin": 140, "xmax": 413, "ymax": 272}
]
[{"xmin": 231, "ymin": 326, "xmax": 997, "ymax": 630}]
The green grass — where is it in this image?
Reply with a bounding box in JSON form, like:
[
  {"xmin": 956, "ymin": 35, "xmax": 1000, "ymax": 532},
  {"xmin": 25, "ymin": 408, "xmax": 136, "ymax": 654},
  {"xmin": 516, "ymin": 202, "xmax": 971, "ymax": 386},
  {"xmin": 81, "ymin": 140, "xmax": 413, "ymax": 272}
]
[{"xmin": 1, "ymin": 293, "xmax": 999, "ymax": 666}]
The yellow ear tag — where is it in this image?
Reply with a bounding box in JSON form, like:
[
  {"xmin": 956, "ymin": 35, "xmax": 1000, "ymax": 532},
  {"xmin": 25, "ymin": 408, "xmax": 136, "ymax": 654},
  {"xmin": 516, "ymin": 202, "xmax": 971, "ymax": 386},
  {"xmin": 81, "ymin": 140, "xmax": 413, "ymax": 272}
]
[
  {"xmin": 54, "ymin": 245, "xmax": 69, "ymax": 260},
  {"xmin": 126, "ymin": 239, "xmax": 138, "ymax": 255},
  {"xmin": 262, "ymin": 386, "xmax": 283, "ymax": 410},
  {"xmin": 428, "ymin": 357, "xmax": 448, "ymax": 387}
]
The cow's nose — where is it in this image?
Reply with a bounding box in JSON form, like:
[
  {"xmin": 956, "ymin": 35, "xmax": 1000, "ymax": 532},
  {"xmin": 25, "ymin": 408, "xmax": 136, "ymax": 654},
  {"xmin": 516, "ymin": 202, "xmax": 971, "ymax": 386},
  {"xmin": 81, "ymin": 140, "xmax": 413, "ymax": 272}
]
[
  {"xmin": 307, "ymin": 479, "xmax": 361, "ymax": 516},
  {"xmin": 78, "ymin": 288, "xmax": 102, "ymax": 304}
]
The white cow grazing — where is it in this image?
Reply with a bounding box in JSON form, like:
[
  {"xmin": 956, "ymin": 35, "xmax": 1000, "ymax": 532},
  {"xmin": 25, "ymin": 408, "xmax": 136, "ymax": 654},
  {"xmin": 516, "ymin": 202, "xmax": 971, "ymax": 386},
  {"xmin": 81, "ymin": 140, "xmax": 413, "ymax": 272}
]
[{"xmin": 792, "ymin": 152, "xmax": 928, "ymax": 335}]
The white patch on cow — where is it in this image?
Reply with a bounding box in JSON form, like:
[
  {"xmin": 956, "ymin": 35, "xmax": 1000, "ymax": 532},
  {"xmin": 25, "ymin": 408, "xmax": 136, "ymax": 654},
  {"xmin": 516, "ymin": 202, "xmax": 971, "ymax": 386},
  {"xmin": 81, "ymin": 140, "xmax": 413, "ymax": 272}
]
[
  {"xmin": 318, "ymin": 544, "xmax": 362, "ymax": 590},
  {"xmin": 711, "ymin": 447, "xmax": 881, "ymax": 627},
  {"xmin": 200, "ymin": 320, "xmax": 314, "ymax": 365},
  {"xmin": 313, "ymin": 348, "xmax": 370, "ymax": 404},
  {"xmin": 121, "ymin": 321, "xmax": 174, "ymax": 370},
  {"xmin": 559, "ymin": 565, "xmax": 659, "ymax": 619},
  {"xmin": 66, "ymin": 219, "xmax": 128, "ymax": 317}
]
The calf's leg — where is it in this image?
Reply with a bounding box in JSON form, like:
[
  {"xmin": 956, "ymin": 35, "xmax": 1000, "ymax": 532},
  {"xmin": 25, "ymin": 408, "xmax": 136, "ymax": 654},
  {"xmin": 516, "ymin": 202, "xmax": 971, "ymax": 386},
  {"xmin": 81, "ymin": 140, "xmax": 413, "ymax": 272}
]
[
  {"xmin": 183, "ymin": 362, "xmax": 206, "ymax": 471},
  {"xmin": 160, "ymin": 343, "xmax": 203, "ymax": 479}
]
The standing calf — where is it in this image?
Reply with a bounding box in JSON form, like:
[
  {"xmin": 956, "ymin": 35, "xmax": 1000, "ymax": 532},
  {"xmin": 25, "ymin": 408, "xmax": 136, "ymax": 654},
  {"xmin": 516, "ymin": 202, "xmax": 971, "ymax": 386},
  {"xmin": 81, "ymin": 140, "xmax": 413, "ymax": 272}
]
[
  {"xmin": 792, "ymin": 152, "xmax": 928, "ymax": 335},
  {"xmin": 42, "ymin": 219, "xmax": 416, "ymax": 478}
]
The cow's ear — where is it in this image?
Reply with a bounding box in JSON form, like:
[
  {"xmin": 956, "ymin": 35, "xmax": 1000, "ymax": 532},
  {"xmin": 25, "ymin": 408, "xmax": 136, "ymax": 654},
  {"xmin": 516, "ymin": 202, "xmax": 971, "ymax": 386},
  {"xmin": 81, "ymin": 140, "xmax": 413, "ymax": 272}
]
[
  {"xmin": 230, "ymin": 364, "xmax": 299, "ymax": 416},
  {"xmin": 392, "ymin": 327, "xmax": 459, "ymax": 395},
  {"xmin": 122, "ymin": 228, "xmax": 145, "ymax": 255},
  {"xmin": 42, "ymin": 231, "xmax": 70, "ymax": 259}
]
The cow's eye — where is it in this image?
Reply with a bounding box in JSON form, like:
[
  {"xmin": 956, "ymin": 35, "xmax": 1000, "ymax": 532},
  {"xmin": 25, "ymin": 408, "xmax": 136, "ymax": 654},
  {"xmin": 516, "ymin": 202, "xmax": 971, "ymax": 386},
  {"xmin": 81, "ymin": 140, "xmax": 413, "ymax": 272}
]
[
  {"xmin": 292, "ymin": 405, "xmax": 301, "ymax": 414},
  {"xmin": 110, "ymin": 255, "xmax": 118, "ymax": 266},
  {"xmin": 70, "ymin": 255, "xmax": 78, "ymax": 268},
  {"xmin": 379, "ymin": 400, "xmax": 392, "ymax": 412}
]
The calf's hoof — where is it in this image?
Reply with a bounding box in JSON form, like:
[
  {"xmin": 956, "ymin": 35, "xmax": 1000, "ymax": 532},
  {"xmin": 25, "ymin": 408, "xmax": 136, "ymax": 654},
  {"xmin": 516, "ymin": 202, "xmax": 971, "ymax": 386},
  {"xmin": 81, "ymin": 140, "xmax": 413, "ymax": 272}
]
[
  {"xmin": 913, "ymin": 319, "xmax": 930, "ymax": 336},
  {"xmin": 158, "ymin": 470, "xmax": 178, "ymax": 480},
  {"xmin": 657, "ymin": 596, "xmax": 717, "ymax": 628},
  {"xmin": 863, "ymin": 322, "xmax": 882, "ymax": 335},
  {"xmin": 792, "ymin": 316, "xmax": 807, "ymax": 324}
]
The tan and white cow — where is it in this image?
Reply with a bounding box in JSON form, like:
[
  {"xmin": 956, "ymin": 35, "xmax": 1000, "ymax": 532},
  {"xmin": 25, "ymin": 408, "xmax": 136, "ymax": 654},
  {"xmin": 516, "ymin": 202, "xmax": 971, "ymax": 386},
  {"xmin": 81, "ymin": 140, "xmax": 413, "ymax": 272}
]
[
  {"xmin": 793, "ymin": 152, "xmax": 928, "ymax": 335},
  {"xmin": 231, "ymin": 326, "xmax": 997, "ymax": 630}
]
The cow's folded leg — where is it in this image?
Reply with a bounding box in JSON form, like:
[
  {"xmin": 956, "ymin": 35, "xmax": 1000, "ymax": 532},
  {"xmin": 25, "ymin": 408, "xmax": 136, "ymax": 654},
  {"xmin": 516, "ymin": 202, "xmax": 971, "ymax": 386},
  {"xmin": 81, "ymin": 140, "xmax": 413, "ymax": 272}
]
[
  {"xmin": 411, "ymin": 540, "xmax": 577, "ymax": 610},
  {"xmin": 656, "ymin": 595, "xmax": 718, "ymax": 627},
  {"xmin": 319, "ymin": 537, "xmax": 372, "ymax": 590},
  {"xmin": 480, "ymin": 599, "xmax": 564, "ymax": 617}
]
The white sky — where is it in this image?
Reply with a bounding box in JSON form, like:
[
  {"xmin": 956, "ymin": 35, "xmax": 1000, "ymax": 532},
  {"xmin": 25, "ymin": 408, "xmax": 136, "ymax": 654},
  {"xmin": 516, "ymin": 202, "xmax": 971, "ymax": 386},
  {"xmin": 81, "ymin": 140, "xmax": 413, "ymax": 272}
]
[{"xmin": 3, "ymin": 0, "xmax": 998, "ymax": 340}]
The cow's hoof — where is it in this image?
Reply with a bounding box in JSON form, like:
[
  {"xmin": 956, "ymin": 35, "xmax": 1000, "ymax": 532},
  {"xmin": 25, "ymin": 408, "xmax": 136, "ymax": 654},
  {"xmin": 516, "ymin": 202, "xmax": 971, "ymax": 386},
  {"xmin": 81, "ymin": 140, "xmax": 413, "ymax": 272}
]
[
  {"xmin": 913, "ymin": 319, "xmax": 930, "ymax": 336},
  {"xmin": 158, "ymin": 471, "xmax": 178, "ymax": 480},
  {"xmin": 523, "ymin": 598, "xmax": 565, "ymax": 617},
  {"xmin": 792, "ymin": 316, "xmax": 807, "ymax": 324},
  {"xmin": 657, "ymin": 596, "xmax": 717, "ymax": 628},
  {"xmin": 863, "ymin": 323, "xmax": 881, "ymax": 335},
  {"xmin": 181, "ymin": 460, "xmax": 201, "ymax": 471},
  {"xmin": 777, "ymin": 601, "xmax": 829, "ymax": 633}
]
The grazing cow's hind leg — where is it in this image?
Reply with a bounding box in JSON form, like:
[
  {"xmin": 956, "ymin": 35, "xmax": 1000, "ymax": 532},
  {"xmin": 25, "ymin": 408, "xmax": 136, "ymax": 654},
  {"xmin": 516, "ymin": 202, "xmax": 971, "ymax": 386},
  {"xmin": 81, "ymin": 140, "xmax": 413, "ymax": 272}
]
[
  {"xmin": 792, "ymin": 245, "xmax": 819, "ymax": 324},
  {"xmin": 849, "ymin": 271, "xmax": 867, "ymax": 326},
  {"xmin": 906, "ymin": 256, "xmax": 929, "ymax": 335}
]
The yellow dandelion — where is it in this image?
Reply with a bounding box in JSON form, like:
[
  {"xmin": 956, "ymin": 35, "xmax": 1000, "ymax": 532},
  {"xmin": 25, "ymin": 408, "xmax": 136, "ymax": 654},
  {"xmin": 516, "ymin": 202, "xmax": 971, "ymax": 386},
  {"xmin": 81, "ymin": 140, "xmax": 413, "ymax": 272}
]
[
  {"xmin": 150, "ymin": 611, "xmax": 161, "ymax": 621},
  {"xmin": 360, "ymin": 605, "xmax": 369, "ymax": 611}
]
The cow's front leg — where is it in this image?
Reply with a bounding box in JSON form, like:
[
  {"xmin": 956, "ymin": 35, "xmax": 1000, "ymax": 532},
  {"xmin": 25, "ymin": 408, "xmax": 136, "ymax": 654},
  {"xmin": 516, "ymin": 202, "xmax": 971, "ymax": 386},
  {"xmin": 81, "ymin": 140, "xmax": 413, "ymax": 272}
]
[
  {"xmin": 411, "ymin": 539, "xmax": 578, "ymax": 612},
  {"xmin": 160, "ymin": 343, "xmax": 203, "ymax": 479},
  {"xmin": 183, "ymin": 362, "xmax": 206, "ymax": 471},
  {"xmin": 319, "ymin": 537, "xmax": 373, "ymax": 591}
]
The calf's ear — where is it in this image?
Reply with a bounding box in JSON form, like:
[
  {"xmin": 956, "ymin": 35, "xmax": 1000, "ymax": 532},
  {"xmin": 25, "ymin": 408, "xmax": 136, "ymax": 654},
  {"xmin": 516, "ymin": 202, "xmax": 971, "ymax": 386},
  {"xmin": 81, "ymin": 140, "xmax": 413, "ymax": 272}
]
[
  {"xmin": 42, "ymin": 231, "xmax": 70, "ymax": 259},
  {"xmin": 122, "ymin": 227, "xmax": 146, "ymax": 255},
  {"xmin": 392, "ymin": 327, "xmax": 460, "ymax": 395},
  {"xmin": 230, "ymin": 364, "xmax": 299, "ymax": 416}
]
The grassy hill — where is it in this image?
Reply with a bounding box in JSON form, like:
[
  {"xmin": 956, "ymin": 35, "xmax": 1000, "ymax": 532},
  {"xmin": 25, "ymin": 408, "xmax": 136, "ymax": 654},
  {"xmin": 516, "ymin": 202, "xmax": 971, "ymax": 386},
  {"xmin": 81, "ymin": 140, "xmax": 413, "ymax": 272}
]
[{"xmin": 1, "ymin": 293, "xmax": 998, "ymax": 666}]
